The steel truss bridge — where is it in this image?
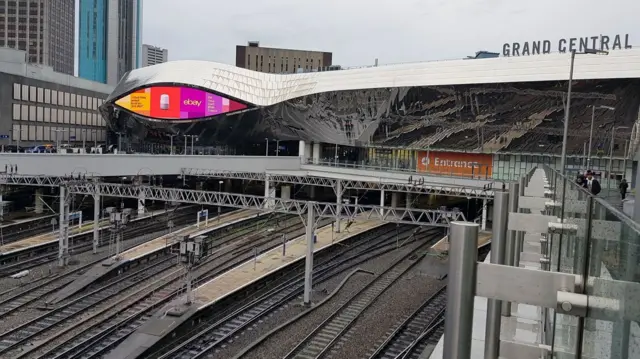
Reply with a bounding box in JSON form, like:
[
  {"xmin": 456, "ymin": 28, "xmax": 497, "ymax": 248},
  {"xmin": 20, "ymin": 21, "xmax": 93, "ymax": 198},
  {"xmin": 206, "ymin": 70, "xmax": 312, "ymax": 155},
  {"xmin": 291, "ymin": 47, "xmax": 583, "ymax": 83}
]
[{"xmin": 180, "ymin": 168, "xmax": 495, "ymax": 199}]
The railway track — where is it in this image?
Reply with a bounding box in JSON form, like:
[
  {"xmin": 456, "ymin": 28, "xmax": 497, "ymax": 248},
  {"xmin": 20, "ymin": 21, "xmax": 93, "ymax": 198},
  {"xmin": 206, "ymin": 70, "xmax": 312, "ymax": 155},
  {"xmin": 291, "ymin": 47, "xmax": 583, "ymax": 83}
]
[
  {"xmin": 367, "ymin": 286, "xmax": 447, "ymax": 359},
  {"xmin": 0, "ymin": 206, "xmax": 201, "ymax": 276},
  {"xmin": 0, "ymin": 255, "xmax": 177, "ymax": 358},
  {"xmin": 22, "ymin": 214, "xmax": 307, "ymax": 359},
  {"xmin": 186, "ymin": 226, "xmax": 440, "ymax": 359},
  {"xmin": 281, "ymin": 237, "xmax": 436, "ymax": 359}
]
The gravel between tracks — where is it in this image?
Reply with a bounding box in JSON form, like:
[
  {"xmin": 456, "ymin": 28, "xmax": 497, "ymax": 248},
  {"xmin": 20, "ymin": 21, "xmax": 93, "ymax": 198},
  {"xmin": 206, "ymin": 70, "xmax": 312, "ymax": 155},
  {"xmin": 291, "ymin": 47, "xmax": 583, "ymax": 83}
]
[
  {"xmin": 235, "ymin": 239, "xmax": 429, "ymax": 359},
  {"xmin": 326, "ymin": 258, "xmax": 445, "ymax": 359}
]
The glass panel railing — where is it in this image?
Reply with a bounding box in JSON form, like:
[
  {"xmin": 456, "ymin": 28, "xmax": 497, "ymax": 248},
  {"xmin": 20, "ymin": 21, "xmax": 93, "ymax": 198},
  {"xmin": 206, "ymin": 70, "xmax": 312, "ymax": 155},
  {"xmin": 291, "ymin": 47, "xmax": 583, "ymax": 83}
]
[{"xmin": 581, "ymin": 198, "xmax": 640, "ymax": 359}]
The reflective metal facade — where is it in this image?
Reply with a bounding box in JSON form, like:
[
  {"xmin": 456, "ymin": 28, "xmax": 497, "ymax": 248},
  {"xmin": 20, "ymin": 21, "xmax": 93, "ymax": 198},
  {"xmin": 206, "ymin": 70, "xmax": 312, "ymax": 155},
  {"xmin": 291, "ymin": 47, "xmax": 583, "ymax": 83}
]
[{"xmin": 102, "ymin": 50, "xmax": 640, "ymax": 154}]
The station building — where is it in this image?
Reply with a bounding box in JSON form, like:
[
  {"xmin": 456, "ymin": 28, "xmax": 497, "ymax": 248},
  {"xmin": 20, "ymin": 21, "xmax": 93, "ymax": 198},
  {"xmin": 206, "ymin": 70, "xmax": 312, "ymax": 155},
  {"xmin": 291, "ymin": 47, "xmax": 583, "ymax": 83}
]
[
  {"xmin": 101, "ymin": 48, "xmax": 640, "ymax": 182},
  {"xmin": 0, "ymin": 48, "xmax": 113, "ymax": 149}
]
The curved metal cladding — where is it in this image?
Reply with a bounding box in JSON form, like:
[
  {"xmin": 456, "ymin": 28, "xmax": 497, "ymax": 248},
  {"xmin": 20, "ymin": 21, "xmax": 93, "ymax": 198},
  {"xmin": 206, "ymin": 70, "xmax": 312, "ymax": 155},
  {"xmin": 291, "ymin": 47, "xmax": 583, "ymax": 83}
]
[{"xmin": 101, "ymin": 51, "xmax": 640, "ymax": 153}]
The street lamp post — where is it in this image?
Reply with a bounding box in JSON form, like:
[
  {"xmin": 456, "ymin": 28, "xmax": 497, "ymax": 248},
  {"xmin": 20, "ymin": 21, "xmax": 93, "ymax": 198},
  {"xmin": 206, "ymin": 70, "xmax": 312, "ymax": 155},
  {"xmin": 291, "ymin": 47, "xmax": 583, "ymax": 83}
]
[
  {"xmin": 265, "ymin": 138, "xmax": 269, "ymax": 156},
  {"xmin": 560, "ymin": 49, "xmax": 608, "ymax": 175},
  {"xmin": 587, "ymin": 105, "xmax": 615, "ymax": 170},
  {"xmin": 609, "ymin": 126, "xmax": 628, "ymax": 188}
]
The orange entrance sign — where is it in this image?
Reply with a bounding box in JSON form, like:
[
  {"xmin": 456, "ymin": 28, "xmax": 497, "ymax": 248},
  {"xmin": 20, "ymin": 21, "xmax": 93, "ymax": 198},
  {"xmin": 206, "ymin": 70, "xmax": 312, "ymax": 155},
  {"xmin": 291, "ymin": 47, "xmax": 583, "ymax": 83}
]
[{"xmin": 416, "ymin": 151, "xmax": 493, "ymax": 177}]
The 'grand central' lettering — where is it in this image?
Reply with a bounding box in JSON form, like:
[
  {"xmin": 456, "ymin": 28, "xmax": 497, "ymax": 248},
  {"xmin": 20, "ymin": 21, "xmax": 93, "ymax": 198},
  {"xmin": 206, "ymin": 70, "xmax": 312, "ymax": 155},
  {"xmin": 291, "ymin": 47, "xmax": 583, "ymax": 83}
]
[{"xmin": 503, "ymin": 34, "xmax": 632, "ymax": 57}]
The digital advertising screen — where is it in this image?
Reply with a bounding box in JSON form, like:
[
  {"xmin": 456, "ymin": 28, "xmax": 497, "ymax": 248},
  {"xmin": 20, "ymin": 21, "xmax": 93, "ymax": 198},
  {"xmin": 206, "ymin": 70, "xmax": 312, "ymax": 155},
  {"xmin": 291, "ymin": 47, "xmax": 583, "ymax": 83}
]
[{"xmin": 115, "ymin": 86, "xmax": 248, "ymax": 120}]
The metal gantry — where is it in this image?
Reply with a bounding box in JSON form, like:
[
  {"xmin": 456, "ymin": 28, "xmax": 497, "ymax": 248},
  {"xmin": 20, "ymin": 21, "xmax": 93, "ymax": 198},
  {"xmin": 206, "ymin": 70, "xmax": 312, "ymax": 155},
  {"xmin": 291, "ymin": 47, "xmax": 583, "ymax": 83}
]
[
  {"xmin": 181, "ymin": 168, "xmax": 495, "ymax": 199},
  {"xmin": 65, "ymin": 182, "xmax": 466, "ymax": 227}
]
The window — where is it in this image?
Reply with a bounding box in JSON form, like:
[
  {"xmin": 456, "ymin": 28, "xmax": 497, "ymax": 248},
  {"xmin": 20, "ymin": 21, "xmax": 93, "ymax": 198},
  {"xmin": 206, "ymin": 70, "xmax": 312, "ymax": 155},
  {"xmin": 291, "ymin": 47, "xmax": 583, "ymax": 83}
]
[
  {"xmin": 13, "ymin": 83, "xmax": 21, "ymax": 100},
  {"xmin": 82, "ymin": 96, "xmax": 87, "ymax": 109},
  {"xmin": 29, "ymin": 105, "xmax": 35, "ymax": 121},
  {"xmin": 36, "ymin": 87, "xmax": 43, "ymax": 102},
  {"xmin": 64, "ymin": 109, "xmax": 69, "ymax": 123},
  {"xmin": 21, "ymin": 104, "xmax": 28, "ymax": 120},
  {"xmin": 70, "ymin": 94, "xmax": 76, "ymax": 107},
  {"xmin": 29, "ymin": 86, "xmax": 36, "ymax": 102},
  {"xmin": 51, "ymin": 108, "xmax": 57, "ymax": 123},
  {"xmin": 91, "ymin": 113, "xmax": 96, "ymax": 126},
  {"xmin": 12, "ymin": 125, "xmax": 20, "ymax": 142},
  {"xmin": 44, "ymin": 88, "xmax": 50, "ymax": 104},
  {"xmin": 51, "ymin": 90, "xmax": 58, "ymax": 105},
  {"xmin": 44, "ymin": 107, "xmax": 50, "ymax": 122},
  {"xmin": 20, "ymin": 124, "xmax": 28, "ymax": 141},
  {"xmin": 44, "ymin": 126, "xmax": 50, "ymax": 141},
  {"xmin": 81, "ymin": 112, "xmax": 87, "ymax": 125},
  {"xmin": 28, "ymin": 125, "xmax": 35, "ymax": 141},
  {"xmin": 58, "ymin": 91, "xmax": 63, "ymax": 105},
  {"xmin": 36, "ymin": 126, "xmax": 43, "ymax": 141},
  {"xmin": 93, "ymin": 98, "xmax": 98, "ymax": 110},
  {"xmin": 57, "ymin": 109, "xmax": 63, "ymax": 123},
  {"xmin": 64, "ymin": 92, "xmax": 70, "ymax": 106},
  {"xmin": 70, "ymin": 111, "xmax": 76, "ymax": 124},
  {"xmin": 36, "ymin": 106, "xmax": 43, "ymax": 121},
  {"xmin": 22, "ymin": 84, "xmax": 28, "ymax": 101},
  {"xmin": 12, "ymin": 104, "xmax": 20, "ymax": 120}
]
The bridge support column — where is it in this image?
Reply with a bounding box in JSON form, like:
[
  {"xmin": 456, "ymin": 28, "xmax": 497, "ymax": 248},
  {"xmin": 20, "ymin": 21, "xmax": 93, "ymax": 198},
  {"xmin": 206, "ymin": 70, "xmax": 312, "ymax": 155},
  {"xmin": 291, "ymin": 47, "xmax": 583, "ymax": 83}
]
[
  {"xmin": 93, "ymin": 190, "xmax": 100, "ymax": 254},
  {"xmin": 35, "ymin": 188, "xmax": 44, "ymax": 214},
  {"xmin": 406, "ymin": 193, "xmax": 412, "ymax": 209},
  {"xmin": 299, "ymin": 140, "xmax": 311, "ymax": 161},
  {"xmin": 58, "ymin": 186, "xmax": 70, "ymax": 267},
  {"xmin": 303, "ymin": 204, "xmax": 315, "ymax": 306},
  {"xmin": 264, "ymin": 177, "xmax": 276, "ymax": 209},
  {"xmin": 481, "ymin": 198, "xmax": 487, "ymax": 231},
  {"xmin": 391, "ymin": 192, "xmax": 400, "ymax": 208},
  {"xmin": 380, "ymin": 190, "xmax": 385, "ymax": 216},
  {"xmin": 312, "ymin": 142, "xmax": 321, "ymax": 164},
  {"xmin": 281, "ymin": 185, "xmax": 291, "ymax": 200},
  {"xmin": 137, "ymin": 189, "xmax": 145, "ymax": 215}
]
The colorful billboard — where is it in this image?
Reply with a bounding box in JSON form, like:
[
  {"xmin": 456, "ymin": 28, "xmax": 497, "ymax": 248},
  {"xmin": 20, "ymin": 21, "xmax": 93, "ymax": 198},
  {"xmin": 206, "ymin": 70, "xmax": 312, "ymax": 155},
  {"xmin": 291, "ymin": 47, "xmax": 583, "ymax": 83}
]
[
  {"xmin": 416, "ymin": 151, "xmax": 493, "ymax": 177},
  {"xmin": 115, "ymin": 86, "xmax": 247, "ymax": 120}
]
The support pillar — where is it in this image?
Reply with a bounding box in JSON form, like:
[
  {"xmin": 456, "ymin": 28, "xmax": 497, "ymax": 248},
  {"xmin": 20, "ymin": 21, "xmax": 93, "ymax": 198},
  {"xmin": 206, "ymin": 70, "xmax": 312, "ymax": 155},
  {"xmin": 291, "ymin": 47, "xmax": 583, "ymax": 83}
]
[
  {"xmin": 281, "ymin": 185, "xmax": 291, "ymax": 200},
  {"xmin": 264, "ymin": 178, "xmax": 276, "ymax": 209},
  {"xmin": 380, "ymin": 190, "xmax": 385, "ymax": 216},
  {"xmin": 137, "ymin": 189, "xmax": 145, "ymax": 215},
  {"xmin": 312, "ymin": 142, "xmax": 321, "ymax": 164},
  {"xmin": 303, "ymin": 204, "xmax": 315, "ymax": 305},
  {"xmin": 406, "ymin": 193, "xmax": 413, "ymax": 209},
  {"xmin": 35, "ymin": 188, "xmax": 44, "ymax": 214},
  {"xmin": 391, "ymin": 192, "xmax": 400, "ymax": 208},
  {"xmin": 93, "ymin": 190, "xmax": 100, "ymax": 254},
  {"xmin": 58, "ymin": 186, "xmax": 69, "ymax": 267},
  {"xmin": 481, "ymin": 198, "xmax": 487, "ymax": 231},
  {"xmin": 309, "ymin": 186, "xmax": 316, "ymax": 199},
  {"xmin": 502, "ymin": 181, "xmax": 519, "ymax": 316},
  {"xmin": 443, "ymin": 221, "xmax": 478, "ymax": 359},
  {"xmin": 299, "ymin": 140, "xmax": 312, "ymax": 162},
  {"xmin": 335, "ymin": 181, "xmax": 342, "ymax": 233},
  {"xmin": 514, "ymin": 176, "xmax": 526, "ymax": 268},
  {"xmin": 485, "ymin": 190, "xmax": 509, "ymax": 358}
]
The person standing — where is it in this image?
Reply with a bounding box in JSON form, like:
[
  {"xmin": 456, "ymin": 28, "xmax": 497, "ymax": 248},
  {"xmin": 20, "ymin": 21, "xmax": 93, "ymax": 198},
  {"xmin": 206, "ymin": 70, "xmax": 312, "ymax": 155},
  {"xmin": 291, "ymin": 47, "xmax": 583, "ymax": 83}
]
[
  {"xmin": 619, "ymin": 178, "xmax": 629, "ymax": 200},
  {"xmin": 586, "ymin": 171, "xmax": 601, "ymax": 196}
]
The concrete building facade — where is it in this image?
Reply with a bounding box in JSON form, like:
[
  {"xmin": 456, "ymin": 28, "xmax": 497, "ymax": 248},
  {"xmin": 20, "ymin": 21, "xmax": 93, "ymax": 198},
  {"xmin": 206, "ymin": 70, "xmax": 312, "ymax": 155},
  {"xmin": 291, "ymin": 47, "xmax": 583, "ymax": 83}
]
[
  {"xmin": 0, "ymin": 48, "xmax": 112, "ymax": 148},
  {"xmin": 235, "ymin": 41, "xmax": 332, "ymax": 74},
  {"xmin": 142, "ymin": 44, "xmax": 168, "ymax": 67},
  {"xmin": 78, "ymin": 0, "xmax": 143, "ymax": 85},
  {"xmin": 0, "ymin": 0, "xmax": 75, "ymax": 75}
]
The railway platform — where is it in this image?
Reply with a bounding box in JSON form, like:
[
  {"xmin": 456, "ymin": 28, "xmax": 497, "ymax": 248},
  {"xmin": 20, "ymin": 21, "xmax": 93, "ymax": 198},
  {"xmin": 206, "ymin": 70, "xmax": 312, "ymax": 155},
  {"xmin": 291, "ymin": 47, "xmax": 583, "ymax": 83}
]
[
  {"xmin": 46, "ymin": 209, "xmax": 262, "ymax": 305},
  {"xmin": 105, "ymin": 215, "xmax": 385, "ymax": 359},
  {"xmin": 0, "ymin": 208, "xmax": 168, "ymax": 255},
  {"xmin": 0, "ymin": 212, "xmax": 55, "ymax": 229}
]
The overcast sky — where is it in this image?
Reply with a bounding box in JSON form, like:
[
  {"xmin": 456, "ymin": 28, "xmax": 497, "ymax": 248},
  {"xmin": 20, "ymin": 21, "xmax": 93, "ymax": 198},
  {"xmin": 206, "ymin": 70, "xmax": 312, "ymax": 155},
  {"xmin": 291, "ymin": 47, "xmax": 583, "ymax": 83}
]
[{"xmin": 144, "ymin": 0, "xmax": 639, "ymax": 67}]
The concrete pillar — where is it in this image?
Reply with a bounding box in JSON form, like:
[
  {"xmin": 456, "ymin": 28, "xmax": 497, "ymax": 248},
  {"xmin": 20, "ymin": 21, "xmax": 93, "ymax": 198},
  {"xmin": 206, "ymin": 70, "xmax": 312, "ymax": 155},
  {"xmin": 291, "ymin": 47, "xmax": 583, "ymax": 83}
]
[
  {"xmin": 312, "ymin": 142, "xmax": 321, "ymax": 164},
  {"xmin": 380, "ymin": 190, "xmax": 385, "ymax": 216},
  {"xmin": 391, "ymin": 192, "xmax": 400, "ymax": 208},
  {"xmin": 137, "ymin": 190, "xmax": 145, "ymax": 215},
  {"xmin": 264, "ymin": 178, "xmax": 276, "ymax": 209},
  {"xmin": 482, "ymin": 198, "xmax": 487, "ymax": 231},
  {"xmin": 303, "ymin": 204, "xmax": 315, "ymax": 305},
  {"xmin": 335, "ymin": 181, "xmax": 342, "ymax": 233},
  {"xmin": 58, "ymin": 186, "xmax": 69, "ymax": 267},
  {"xmin": 281, "ymin": 185, "xmax": 291, "ymax": 200},
  {"xmin": 299, "ymin": 140, "xmax": 312, "ymax": 162},
  {"xmin": 35, "ymin": 188, "xmax": 44, "ymax": 214},
  {"xmin": 406, "ymin": 193, "xmax": 413, "ymax": 209}
]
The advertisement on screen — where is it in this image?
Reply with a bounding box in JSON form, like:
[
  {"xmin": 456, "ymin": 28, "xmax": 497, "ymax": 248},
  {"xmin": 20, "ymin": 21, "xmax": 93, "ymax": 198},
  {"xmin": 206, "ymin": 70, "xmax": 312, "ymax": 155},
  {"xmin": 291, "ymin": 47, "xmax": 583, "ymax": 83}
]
[
  {"xmin": 115, "ymin": 86, "xmax": 247, "ymax": 120},
  {"xmin": 416, "ymin": 151, "xmax": 493, "ymax": 177}
]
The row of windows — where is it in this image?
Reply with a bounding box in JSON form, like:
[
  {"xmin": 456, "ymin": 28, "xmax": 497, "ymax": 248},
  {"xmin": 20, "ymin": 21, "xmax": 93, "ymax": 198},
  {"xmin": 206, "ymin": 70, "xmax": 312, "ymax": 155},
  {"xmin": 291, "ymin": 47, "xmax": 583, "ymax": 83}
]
[
  {"xmin": 12, "ymin": 104, "xmax": 106, "ymax": 127},
  {"xmin": 13, "ymin": 83, "xmax": 106, "ymax": 110},
  {"xmin": 12, "ymin": 124, "xmax": 107, "ymax": 142}
]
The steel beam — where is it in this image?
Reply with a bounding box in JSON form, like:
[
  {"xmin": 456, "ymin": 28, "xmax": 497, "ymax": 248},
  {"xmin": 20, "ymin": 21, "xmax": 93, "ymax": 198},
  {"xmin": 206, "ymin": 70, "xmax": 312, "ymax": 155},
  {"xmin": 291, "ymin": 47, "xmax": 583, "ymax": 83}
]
[
  {"xmin": 181, "ymin": 168, "xmax": 495, "ymax": 199},
  {"xmin": 64, "ymin": 182, "xmax": 467, "ymax": 227}
]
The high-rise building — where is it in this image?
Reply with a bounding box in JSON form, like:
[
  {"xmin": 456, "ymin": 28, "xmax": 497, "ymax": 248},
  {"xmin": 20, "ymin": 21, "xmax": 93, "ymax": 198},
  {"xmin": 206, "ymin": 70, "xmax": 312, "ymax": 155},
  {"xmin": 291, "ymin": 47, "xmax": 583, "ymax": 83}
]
[
  {"xmin": 0, "ymin": 0, "xmax": 75, "ymax": 75},
  {"xmin": 142, "ymin": 44, "xmax": 168, "ymax": 67},
  {"xmin": 236, "ymin": 41, "xmax": 333, "ymax": 74},
  {"xmin": 78, "ymin": 0, "xmax": 143, "ymax": 85}
]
